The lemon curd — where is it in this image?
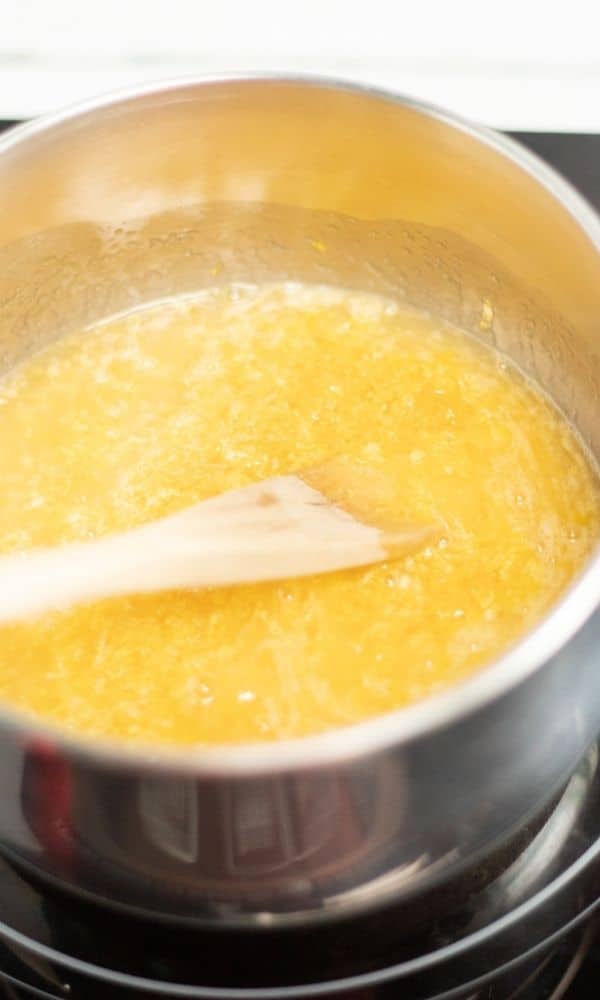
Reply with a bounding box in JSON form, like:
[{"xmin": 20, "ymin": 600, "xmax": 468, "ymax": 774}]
[{"xmin": 0, "ymin": 283, "xmax": 597, "ymax": 746}]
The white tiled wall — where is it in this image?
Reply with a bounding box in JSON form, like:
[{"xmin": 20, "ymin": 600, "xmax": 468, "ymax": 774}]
[{"xmin": 4, "ymin": 0, "xmax": 600, "ymax": 129}]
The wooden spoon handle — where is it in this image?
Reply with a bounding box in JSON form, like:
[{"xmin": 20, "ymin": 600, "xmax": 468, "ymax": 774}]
[
  {"xmin": 0, "ymin": 522, "xmax": 385, "ymax": 623},
  {"xmin": 0, "ymin": 534, "xmax": 160, "ymax": 622},
  {"xmin": 0, "ymin": 475, "xmax": 436, "ymax": 623}
]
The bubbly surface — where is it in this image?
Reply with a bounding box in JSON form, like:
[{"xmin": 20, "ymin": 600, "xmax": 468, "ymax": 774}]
[{"xmin": 0, "ymin": 284, "xmax": 597, "ymax": 746}]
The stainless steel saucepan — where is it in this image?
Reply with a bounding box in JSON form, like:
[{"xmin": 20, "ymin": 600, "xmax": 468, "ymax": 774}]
[{"xmin": 0, "ymin": 76, "xmax": 599, "ymax": 928}]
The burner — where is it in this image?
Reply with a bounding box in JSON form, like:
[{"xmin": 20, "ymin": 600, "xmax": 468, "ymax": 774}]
[
  {"xmin": 0, "ymin": 746, "xmax": 597, "ymax": 998},
  {"xmin": 0, "ymin": 917, "xmax": 597, "ymax": 1000}
]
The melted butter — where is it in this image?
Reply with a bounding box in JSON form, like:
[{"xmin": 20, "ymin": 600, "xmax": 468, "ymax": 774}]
[{"xmin": 0, "ymin": 283, "xmax": 597, "ymax": 746}]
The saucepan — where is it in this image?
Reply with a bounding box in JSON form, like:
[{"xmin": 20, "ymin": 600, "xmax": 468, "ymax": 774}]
[{"xmin": 0, "ymin": 76, "xmax": 599, "ymax": 928}]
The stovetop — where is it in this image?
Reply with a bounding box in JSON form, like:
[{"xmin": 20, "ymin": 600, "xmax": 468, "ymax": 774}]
[
  {"xmin": 0, "ymin": 739, "xmax": 598, "ymax": 999},
  {"xmin": 0, "ymin": 122, "xmax": 598, "ymax": 999}
]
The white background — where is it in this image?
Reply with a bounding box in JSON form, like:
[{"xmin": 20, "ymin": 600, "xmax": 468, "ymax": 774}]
[{"xmin": 3, "ymin": 0, "xmax": 600, "ymax": 129}]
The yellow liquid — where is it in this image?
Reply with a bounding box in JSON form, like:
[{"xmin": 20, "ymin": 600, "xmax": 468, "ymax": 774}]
[{"xmin": 0, "ymin": 284, "xmax": 597, "ymax": 746}]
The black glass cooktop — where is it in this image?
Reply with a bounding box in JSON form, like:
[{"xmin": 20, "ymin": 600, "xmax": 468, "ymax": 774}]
[{"xmin": 509, "ymin": 132, "xmax": 600, "ymax": 210}]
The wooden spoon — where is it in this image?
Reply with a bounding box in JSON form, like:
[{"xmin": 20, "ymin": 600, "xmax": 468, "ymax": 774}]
[{"xmin": 0, "ymin": 462, "xmax": 439, "ymax": 623}]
